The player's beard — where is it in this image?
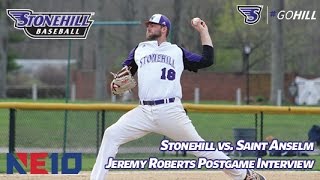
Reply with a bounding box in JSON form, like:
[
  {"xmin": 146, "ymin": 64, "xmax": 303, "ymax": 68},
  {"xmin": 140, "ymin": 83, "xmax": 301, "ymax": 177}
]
[{"xmin": 146, "ymin": 29, "xmax": 162, "ymax": 40}]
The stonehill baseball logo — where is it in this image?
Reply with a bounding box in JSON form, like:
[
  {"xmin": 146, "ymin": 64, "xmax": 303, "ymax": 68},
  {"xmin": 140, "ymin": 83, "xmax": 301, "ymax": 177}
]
[
  {"xmin": 7, "ymin": 9, "xmax": 94, "ymax": 39},
  {"xmin": 237, "ymin": 5, "xmax": 263, "ymax": 25}
]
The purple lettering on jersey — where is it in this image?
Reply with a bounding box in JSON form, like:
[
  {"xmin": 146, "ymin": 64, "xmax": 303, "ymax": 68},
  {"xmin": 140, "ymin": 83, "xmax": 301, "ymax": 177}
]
[
  {"xmin": 160, "ymin": 68, "xmax": 176, "ymax": 80},
  {"xmin": 139, "ymin": 53, "xmax": 175, "ymax": 68}
]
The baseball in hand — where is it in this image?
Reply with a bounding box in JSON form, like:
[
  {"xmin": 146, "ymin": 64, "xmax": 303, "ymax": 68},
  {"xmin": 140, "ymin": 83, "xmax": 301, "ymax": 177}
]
[{"xmin": 192, "ymin": 17, "xmax": 201, "ymax": 26}]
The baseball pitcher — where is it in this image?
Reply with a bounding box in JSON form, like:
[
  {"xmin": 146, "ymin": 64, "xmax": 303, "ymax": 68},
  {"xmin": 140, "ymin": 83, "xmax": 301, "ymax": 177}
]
[{"xmin": 91, "ymin": 14, "xmax": 265, "ymax": 180}]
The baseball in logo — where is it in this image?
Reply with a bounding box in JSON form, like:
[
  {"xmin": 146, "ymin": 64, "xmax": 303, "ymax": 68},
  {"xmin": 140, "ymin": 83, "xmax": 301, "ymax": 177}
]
[
  {"xmin": 7, "ymin": 9, "xmax": 95, "ymax": 39},
  {"xmin": 237, "ymin": 5, "xmax": 263, "ymax": 25}
]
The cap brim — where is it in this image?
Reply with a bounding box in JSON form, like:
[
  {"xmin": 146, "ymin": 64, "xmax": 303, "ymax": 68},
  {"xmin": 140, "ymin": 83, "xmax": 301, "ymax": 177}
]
[{"xmin": 144, "ymin": 21, "xmax": 162, "ymax": 27}]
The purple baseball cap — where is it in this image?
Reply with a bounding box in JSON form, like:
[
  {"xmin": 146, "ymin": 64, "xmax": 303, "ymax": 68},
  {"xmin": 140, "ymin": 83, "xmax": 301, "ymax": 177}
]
[{"xmin": 145, "ymin": 14, "xmax": 171, "ymax": 31}]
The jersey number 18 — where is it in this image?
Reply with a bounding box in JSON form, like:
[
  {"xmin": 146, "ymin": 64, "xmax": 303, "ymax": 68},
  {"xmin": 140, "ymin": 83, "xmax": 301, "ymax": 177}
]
[{"xmin": 160, "ymin": 68, "xmax": 176, "ymax": 81}]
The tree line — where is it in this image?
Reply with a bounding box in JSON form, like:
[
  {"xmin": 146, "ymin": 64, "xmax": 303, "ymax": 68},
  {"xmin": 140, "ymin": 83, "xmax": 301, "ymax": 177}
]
[{"xmin": 0, "ymin": 0, "xmax": 319, "ymax": 104}]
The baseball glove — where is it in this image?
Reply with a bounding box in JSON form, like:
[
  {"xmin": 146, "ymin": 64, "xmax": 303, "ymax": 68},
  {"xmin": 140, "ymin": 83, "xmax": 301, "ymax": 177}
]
[{"xmin": 110, "ymin": 66, "xmax": 137, "ymax": 95}]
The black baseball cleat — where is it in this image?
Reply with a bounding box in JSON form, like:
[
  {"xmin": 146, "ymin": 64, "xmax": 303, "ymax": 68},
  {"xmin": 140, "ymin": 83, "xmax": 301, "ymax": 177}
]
[{"xmin": 244, "ymin": 169, "xmax": 266, "ymax": 180}]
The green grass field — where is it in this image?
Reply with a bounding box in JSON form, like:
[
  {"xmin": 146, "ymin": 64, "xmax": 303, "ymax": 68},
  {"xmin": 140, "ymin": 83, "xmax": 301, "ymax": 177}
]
[
  {"xmin": 1, "ymin": 109, "xmax": 319, "ymax": 148},
  {"xmin": 0, "ymin": 99, "xmax": 319, "ymax": 173}
]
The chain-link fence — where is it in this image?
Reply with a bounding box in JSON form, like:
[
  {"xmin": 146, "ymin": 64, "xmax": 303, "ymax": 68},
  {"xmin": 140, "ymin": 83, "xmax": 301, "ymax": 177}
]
[{"xmin": 1, "ymin": 103, "xmax": 319, "ymax": 157}]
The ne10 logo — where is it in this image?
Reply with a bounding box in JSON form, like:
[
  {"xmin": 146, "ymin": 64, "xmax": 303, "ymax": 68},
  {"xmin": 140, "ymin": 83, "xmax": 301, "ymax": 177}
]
[{"xmin": 7, "ymin": 153, "xmax": 82, "ymax": 174}]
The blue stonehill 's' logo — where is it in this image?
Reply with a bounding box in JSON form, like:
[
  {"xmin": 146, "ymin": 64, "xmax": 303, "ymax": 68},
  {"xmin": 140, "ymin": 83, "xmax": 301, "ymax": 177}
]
[
  {"xmin": 237, "ymin": 5, "xmax": 263, "ymax": 25},
  {"xmin": 7, "ymin": 9, "xmax": 94, "ymax": 39}
]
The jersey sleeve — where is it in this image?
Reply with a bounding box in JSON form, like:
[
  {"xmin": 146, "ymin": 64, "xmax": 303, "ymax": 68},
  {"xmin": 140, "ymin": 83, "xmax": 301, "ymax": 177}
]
[
  {"xmin": 122, "ymin": 46, "xmax": 138, "ymax": 76},
  {"xmin": 180, "ymin": 45, "xmax": 214, "ymax": 72}
]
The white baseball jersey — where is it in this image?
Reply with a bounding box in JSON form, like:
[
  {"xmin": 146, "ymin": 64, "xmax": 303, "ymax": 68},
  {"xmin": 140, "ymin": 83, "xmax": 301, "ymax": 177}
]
[
  {"xmin": 123, "ymin": 40, "xmax": 211, "ymax": 101},
  {"xmin": 135, "ymin": 41, "xmax": 183, "ymax": 100}
]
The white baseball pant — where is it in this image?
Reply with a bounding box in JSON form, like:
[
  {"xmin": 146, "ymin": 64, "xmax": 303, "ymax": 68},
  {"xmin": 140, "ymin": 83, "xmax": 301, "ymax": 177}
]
[{"xmin": 91, "ymin": 99, "xmax": 246, "ymax": 180}]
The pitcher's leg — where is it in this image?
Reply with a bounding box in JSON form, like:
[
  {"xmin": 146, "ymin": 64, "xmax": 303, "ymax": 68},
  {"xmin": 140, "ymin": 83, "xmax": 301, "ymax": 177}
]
[
  {"xmin": 91, "ymin": 106, "xmax": 154, "ymax": 180},
  {"xmin": 183, "ymin": 126, "xmax": 246, "ymax": 180},
  {"xmin": 155, "ymin": 104, "xmax": 247, "ymax": 180}
]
